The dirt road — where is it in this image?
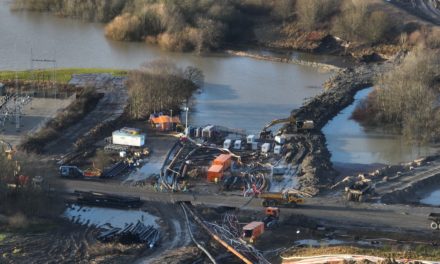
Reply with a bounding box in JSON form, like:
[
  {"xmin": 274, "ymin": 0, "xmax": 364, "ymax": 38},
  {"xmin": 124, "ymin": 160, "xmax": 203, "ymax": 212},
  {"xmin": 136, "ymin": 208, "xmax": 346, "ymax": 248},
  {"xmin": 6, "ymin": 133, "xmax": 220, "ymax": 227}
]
[
  {"xmin": 60, "ymin": 179, "xmax": 440, "ymax": 235},
  {"xmin": 44, "ymin": 74, "xmax": 127, "ymax": 154}
]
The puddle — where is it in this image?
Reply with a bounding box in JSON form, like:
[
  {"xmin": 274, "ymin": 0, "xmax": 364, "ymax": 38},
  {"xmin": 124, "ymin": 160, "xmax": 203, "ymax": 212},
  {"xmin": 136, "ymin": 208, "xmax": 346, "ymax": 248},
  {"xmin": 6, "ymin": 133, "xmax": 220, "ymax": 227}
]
[
  {"xmin": 420, "ymin": 190, "xmax": 440, "ymax": 206},
  {"xmin": 64, "ymin": 205, "xmax": 159, "ymax": 229}
]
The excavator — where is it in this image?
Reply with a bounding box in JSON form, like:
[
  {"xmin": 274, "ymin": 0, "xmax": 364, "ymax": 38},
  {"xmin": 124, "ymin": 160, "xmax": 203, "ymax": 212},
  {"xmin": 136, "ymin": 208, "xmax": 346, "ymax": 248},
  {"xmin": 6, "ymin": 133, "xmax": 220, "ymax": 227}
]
[{"xmin": 260, "ymin": 115, "xmax": 314, "ymax": 139}]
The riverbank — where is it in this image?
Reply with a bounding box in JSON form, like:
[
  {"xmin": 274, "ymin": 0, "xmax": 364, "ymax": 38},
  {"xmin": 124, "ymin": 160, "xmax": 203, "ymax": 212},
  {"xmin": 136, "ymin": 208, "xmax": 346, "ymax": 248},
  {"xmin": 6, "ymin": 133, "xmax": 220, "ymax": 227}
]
[{"xmin": 225, "ymin": 50, "xmax": 342, "ymax": 72}]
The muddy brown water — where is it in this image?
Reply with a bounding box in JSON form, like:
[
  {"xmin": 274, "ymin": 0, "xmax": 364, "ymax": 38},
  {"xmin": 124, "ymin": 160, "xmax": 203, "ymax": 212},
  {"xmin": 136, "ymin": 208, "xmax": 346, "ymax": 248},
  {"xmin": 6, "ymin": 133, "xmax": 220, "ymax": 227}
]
[{"xmin": 0, "ymin": 1, "xmax": 437, "ymax": 166}]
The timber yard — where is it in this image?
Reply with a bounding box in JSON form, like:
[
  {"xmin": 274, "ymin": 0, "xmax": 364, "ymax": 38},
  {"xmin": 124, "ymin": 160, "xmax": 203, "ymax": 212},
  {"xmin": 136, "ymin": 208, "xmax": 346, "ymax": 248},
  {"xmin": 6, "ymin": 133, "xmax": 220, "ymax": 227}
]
[{"xmin": 4, "ymin": 1, "xmax": 440, "ymax": 264}]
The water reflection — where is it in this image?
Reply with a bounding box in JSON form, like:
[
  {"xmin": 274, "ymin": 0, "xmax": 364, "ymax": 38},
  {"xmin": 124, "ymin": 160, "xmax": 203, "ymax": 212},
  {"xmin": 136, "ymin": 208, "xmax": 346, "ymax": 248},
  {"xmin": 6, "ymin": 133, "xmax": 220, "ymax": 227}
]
[{"xmin": 323, "ymin": 88, "xmax": 439, "ymax": 165}]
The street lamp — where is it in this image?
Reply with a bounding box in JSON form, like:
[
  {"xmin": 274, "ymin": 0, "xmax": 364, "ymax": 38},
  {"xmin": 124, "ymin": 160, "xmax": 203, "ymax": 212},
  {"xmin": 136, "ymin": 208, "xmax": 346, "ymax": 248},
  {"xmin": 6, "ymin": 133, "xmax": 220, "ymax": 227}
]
[{"xmin": 183, "ymin": 106, "xmax": 189, "ymax": 135}]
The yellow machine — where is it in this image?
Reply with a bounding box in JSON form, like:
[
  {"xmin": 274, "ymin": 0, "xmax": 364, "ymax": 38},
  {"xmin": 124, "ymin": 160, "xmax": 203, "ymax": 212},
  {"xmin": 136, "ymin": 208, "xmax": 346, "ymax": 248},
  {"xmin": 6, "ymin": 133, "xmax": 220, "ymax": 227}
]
[
  {"xmin": 259, "ymin": 191, "xmax": 305, "ymax": 207},
  {"xmin": 260, "ymin": 116, "xmax": 314, "ymax": 139}
]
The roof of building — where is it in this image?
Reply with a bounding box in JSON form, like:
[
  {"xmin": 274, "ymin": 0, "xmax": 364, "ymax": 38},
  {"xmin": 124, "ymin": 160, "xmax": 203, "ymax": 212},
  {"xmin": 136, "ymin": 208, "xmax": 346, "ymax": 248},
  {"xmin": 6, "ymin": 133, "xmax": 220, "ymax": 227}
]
[
  {"xmin": 208, "ymin": 164, "xmax": 224, "ymax": 173},
  {"xmin": 243, "ymin": 221, "xmax": 264, "ymax": 230},
  {"xmin": 150, "ymin": 115, "xmax": 181, "ymax": 124}
]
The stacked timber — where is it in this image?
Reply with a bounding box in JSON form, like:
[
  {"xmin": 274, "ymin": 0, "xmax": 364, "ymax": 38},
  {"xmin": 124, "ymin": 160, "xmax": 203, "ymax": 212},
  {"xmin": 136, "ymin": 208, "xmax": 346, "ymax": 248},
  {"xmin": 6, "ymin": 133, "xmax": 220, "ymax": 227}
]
[{"xmin": 97, "ymin": 221, "xmax": 160, "ymax": 248}]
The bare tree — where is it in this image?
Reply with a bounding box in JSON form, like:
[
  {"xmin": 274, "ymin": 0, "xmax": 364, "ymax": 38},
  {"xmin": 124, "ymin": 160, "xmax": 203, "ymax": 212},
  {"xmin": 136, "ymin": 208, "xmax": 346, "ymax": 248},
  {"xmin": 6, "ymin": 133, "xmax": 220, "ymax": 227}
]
[{"xmin": 127, "ymin": 60, "xmax": 202, "ymax": 119}]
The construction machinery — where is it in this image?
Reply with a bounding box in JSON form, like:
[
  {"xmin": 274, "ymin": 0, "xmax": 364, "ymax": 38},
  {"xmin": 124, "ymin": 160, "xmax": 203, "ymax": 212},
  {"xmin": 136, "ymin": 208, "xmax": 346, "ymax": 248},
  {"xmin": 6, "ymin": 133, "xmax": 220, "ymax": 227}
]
[
  {"xmin": 345, "ymin": 176, "xmax": 375, "ymax": 202},
  {"xmin": 260, "ymin": 116, "xmax": 314, "ymax": 139},
  {"xmin": 59, "ymin": 165, "xmax": 84, "ymax": 179},
  {"xmin": 262, "ymin": 207, "xmax": 280, "ymax": 228},
  {"xmin": 429, "ymin": 213, "xmax": 440, "ymax": 230},
  {"xmin": 259, "ymin": 191, "xmax": 305, "ymax": 207}
]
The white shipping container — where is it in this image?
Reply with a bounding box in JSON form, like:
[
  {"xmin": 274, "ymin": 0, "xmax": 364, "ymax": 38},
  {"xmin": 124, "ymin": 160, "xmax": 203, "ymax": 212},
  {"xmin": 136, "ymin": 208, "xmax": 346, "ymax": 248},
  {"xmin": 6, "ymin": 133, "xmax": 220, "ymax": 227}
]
[
  {"xmin": 247, "ymin": 135, "xmax": 256, "ymax": 144},
  {"xmin": 252, "ymin": 142, "xmax": 259, "ymax": 150},
  {"xmin": 202, "ymin": 125, "xmax": 214, "ymax": 138},
  {"xmin": 274, "ymin": 135, "xmax": 286, "ymax": 145},
  {"xmin": 223, "ymin": 139, "xmax": 232, "ymax": 149},
  {"xmin": 274, "ymin": 145, "xmax": 282, "ymax": 154},
  {"xmin": 261, "ymin": 143, "xmax": 271, "ymax": 153},
  {"xmin": 234, "ymin": 140, "xmax": 242, "ymax": 150},
  {"xmin": 112, "ymin": 131, "xmax": 146, "ymax": 147}
]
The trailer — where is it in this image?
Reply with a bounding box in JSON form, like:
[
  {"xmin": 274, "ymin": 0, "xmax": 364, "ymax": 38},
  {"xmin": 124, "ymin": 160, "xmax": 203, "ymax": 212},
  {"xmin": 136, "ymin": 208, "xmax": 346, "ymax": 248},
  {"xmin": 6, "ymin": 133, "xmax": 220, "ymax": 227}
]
[
  {"xmin": 112, "ymin": 128, "xmax": 146, "ymax": 147},
  {"xmin": 242, "ymin": 221, "xmax": 264, "ymax": 243},
  {"xmin": 429, "ymin": 213, "xmax": 440, "ymax": 230}
]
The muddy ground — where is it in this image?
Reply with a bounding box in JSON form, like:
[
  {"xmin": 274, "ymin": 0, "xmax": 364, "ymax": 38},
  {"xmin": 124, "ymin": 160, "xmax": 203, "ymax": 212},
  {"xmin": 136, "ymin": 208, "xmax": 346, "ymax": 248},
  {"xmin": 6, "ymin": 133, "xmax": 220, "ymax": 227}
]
[{"xmin": 281, "ymin": 60, "xmax": 396, "ymax": 195}]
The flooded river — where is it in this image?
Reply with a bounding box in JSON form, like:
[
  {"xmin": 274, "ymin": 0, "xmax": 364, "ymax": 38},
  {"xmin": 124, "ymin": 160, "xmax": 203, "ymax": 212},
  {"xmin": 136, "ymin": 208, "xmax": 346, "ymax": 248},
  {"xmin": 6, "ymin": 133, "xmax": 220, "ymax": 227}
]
[
  {"xmin": 323, "ymin": 88, "xmax": 439, "ymax": 165},
  {"xmin": 0, "ymin": 1, "xmax": 437, "ymax": 165},
  {"xmin": 0, "ymin": 1, "xmax": 330, "ymax": 133}
]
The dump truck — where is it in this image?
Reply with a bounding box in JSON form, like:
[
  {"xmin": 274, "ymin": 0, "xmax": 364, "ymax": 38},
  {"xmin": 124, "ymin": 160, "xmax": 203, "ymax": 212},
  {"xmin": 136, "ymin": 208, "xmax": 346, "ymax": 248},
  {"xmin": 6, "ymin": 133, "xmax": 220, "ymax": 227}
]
[
  {"xmin": 259, "ymin": 191, "xmax": 304, "ymax": 207},
  {"xmin": 429, "ymin": 213, "xmax": 440, "ymax": 230},
  {"xmin": 345, "ymin": 178, "xmax": 374, "ymax": 202}
]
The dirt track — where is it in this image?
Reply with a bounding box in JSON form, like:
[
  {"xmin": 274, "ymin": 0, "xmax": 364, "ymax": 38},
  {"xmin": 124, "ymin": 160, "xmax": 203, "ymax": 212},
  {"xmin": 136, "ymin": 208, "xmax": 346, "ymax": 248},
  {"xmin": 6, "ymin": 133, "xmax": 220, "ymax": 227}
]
[
  {"xmin": 44, "ymin": 74, "xmax": 127, "ymax": 155},
  {"xmin": 59, "ymin": 178, "xmax": 440, "ymax": 236}
]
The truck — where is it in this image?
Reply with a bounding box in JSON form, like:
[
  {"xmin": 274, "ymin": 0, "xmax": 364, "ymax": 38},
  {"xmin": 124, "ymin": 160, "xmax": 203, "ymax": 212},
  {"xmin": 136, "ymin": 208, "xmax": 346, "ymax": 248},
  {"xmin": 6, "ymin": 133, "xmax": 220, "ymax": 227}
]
[
  {"xmin": 259, "ymin": 191, "xmax": 304, "ymax": 207},
  {"xmin": 59, "ymin": 166, "xmax": 84, "ymax": 178},
  {"xmin": 345, "ymin": 178, "xmax": 375, "ymax": 202},
  {"xmin": 429, "ymin": 213, "xmax": 440, "ymax": 230}
]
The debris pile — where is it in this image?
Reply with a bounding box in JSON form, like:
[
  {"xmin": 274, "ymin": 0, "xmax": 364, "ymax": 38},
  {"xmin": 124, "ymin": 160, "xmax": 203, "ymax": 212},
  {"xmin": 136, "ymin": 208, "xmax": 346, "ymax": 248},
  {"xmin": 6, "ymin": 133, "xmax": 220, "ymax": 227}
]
[{"xmin": 98, "ymin": 221, "xmax": 160, "ymax": 248}]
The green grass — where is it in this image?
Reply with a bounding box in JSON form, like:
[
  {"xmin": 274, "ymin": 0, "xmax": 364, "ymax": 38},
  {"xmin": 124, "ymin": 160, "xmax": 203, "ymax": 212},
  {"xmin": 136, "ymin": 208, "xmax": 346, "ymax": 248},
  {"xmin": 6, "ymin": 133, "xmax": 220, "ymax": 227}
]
[
  {"xmin": 0, "ymin": 68, "xmax": 128, "ymax": 84},
  {"xmin": 0, "ymin": 233, "xmax": 6, "ymax": 242}
]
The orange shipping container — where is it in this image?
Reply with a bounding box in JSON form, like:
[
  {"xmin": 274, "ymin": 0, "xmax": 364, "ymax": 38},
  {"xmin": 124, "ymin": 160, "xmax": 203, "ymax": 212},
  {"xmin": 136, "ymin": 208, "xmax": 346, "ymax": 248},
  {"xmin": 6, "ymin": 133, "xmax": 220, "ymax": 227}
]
[
  {"xmin": 213, "ymin": 154, "xmax": 232, "ymax": 169},
  {"xmin": 207, "ymin": 164, "xmax": 224, "ymax": 182},
  {"xmin": 242, "ymin": 221, "xmax": 265, "ymax": 241}
]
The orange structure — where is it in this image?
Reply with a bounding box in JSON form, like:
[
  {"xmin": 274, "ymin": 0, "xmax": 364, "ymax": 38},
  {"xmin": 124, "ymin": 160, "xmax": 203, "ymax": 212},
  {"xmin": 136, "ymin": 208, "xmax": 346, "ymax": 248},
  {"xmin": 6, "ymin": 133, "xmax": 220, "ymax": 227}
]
[
  {"xmin": 242, "ymin": 221, "xmax": 265, "ymax": 242},
  {"xmin": 149, "ymin": 114, "xmax": 181, "ymax": 131},
  {"xmin": 212, "ymin": 154, "xmax": 232, "ymax": 170},
  {"xmin": 207, "ymin": 164, "xmax": 224, "ymax": 182}
]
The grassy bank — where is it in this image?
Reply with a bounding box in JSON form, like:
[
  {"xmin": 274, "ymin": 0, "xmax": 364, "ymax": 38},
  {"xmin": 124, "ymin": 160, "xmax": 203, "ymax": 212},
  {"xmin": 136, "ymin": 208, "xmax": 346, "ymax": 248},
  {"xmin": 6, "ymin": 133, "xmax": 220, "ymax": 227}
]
[{"xmin": 0, "ymin": 68, "xmax": 127, "ymax": 84}]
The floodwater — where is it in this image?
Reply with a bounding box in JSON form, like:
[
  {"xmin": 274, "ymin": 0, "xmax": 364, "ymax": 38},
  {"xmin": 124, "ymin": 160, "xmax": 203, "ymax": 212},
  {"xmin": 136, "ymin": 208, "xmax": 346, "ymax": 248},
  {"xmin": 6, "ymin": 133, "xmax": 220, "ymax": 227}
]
[
  {"xmin": 323, "ymin": 88, "xmax": 439, "ymax": 165},
  {"xmin": 420, "ymin": 190, "xmax": 440, "ymax": 206},
  {"xmin": 1, "ymin": 1, "xmax": 435, "ymax": 165},
  {"xmin": 0, "ymin": 1, "xmax": 330, "ymax": 133}
]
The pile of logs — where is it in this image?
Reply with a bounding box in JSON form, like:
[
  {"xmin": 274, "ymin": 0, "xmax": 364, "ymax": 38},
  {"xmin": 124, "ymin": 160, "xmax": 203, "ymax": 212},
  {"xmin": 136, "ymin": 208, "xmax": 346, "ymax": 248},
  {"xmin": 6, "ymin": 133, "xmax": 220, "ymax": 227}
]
[{"xmin": 97, "ymin": 221, "xmax": 160, "ymax": 248}]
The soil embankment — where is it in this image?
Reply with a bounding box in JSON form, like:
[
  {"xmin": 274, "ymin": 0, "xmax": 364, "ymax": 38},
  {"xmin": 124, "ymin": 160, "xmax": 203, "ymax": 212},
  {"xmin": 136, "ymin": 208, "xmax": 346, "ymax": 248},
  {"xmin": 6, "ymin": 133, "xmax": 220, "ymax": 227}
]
[{"xmin": 283, "ymin": 61, "xmax": 394, "ymax": 195}]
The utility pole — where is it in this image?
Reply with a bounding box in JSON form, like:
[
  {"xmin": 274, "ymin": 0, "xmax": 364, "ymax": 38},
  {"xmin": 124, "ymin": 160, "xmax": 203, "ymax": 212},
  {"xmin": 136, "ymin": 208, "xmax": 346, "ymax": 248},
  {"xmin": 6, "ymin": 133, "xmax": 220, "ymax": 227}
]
[
  {"xmin": 170, "ymin": 109, "xmax": 173, "ymax": 131},
  {"xmin": 184, "ymin": 107, "xmax": 189, "ymax": 135}
]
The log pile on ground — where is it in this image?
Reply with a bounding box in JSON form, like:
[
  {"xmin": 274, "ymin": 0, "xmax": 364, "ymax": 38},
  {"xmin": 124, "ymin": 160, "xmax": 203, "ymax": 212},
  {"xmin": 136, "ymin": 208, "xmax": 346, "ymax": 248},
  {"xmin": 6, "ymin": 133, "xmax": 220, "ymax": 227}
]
[{"xmin": 98, "ymin": 221, "xmax": 160, "ymax": 248}]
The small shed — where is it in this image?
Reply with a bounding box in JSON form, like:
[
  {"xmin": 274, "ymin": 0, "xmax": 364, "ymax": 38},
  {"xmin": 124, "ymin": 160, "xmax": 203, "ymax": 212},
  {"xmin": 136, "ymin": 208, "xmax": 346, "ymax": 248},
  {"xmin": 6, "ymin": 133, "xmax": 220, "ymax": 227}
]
[
  {"xmin": 207, "ymin": 164, "xmax": 224, "ymax": 182},
  {"xmin": 150, "ymin": 114, "xmax": 181, "ymax": 132}
]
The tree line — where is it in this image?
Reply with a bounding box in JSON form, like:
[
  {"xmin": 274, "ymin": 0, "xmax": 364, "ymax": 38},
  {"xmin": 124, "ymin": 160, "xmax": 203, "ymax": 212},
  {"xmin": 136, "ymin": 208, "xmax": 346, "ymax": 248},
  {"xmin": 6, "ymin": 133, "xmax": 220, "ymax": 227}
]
[
  {"xmin": 127, "ymin": 59, "xmax": 203, "ymax": 119},
  {"xmin": 353, "ymin": 46, "xmax": 440, "ymax": 144},
  {"xmin": 12, "ymin": 0, "xmax": 402, "ymax": 52}
]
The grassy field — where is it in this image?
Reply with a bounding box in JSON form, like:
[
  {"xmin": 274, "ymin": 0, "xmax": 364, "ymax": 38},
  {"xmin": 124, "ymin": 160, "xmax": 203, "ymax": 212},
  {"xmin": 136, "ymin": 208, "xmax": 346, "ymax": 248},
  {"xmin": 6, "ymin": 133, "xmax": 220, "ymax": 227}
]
[
  {"xmin": 0, "ymin": 68, "xmax": 127, "ymax": 84},
  {"xmin": 282, "ymin": 245, "xmax": 440, "ymax": 261}
]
